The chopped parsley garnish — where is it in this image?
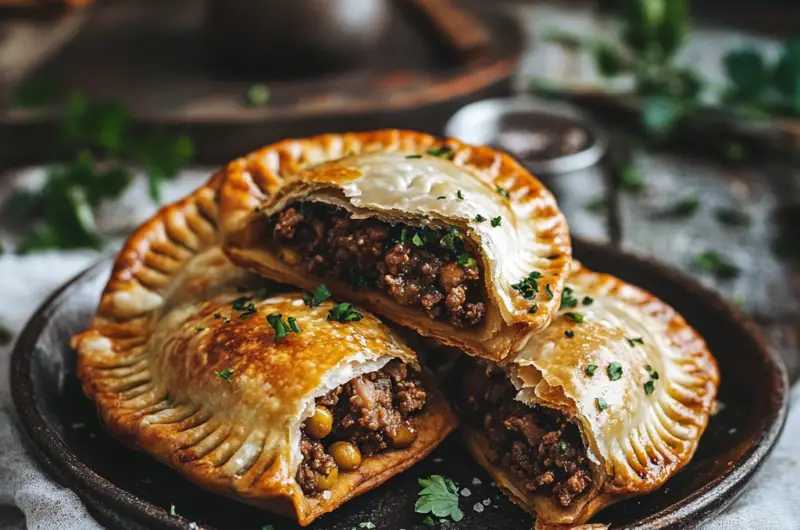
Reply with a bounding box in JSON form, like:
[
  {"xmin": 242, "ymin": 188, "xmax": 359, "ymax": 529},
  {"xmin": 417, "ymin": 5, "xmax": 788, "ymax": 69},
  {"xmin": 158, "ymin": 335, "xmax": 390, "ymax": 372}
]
[
  {"xmin": 169, "ymin": 504, "xmax": 177, "ymax": 516},
  {"xmin": 565, "ymin": 329, "xmax": 575, "ymax": 338},
  {"xmin": 415, "ymin": 475, "xmax": 464, "ymax": 523},
  {"xmin": 213, "ymin": 313, "xmax": 231, "ymax": 323},
  {"xmin": 496, "ymin": 185, "xmax": 510, "ymax": 199},
  {"xmin": 255, "ymin": 287, "xmax": 269, "ymax": 298},
  {"xmin": 231, "ymin": 296, "xmax": 253, "ymax": 310},
  {"xmin": 596, "ymin": 397, "xmax": 608, "ymax": 411},
  {"xmin": 528, "ymin": 304, "xmax": 538, "ymax": 314},
  {"xmin": 511, "ymin": 271, "xmax": 541, "ymax": 300},
  {"xmin": 582, "ymin": 296, "xmax": 594, "ymax": 306},
  {"xmin": 474, "ymin": 214, "xmax": 487, "ymax": 223},
  {"xmin": 216, "ymin": 368, "xmax": 235, "ymax": 382},
  {"xmin": 396, "ymin": 227, "xmax": 409, "ymax": 244},
  {"xmin": 426, "ymin": 147, "xmax": 453, "ymax": 157},
  {"xmin": 563, "ymin": 311, "xmax": 584, "ymax": 323},
  {"xmin": 440, "ymin": 226, "xmax": 462, "ymax": 250},
  {"xmin": 238, "ymin": 302, "xmax": 257, "ymax": 319},
  {"xmin": 651, "ymin": 371, "xmax": 660, "ymax": 380},
  {"xmin": 545, "ymin": 284, "xmax": 554, "ymax": 299},
  {"xmin": 303, "ymin": 284, "xmax": 331, "ymax": 307},
  {"xmin": 267, "ymin": 313, "xmax": 299, "ymax": 341},
  {"xmin": 607, "ymin": 362, "xmax": 623, "ymax": 381},
  {"xmin": 646, "ymin": 364, "xmax": 652, "ymax": 372},
  {"xmin": 412, "ymin": 232, "xmax": 426, "ymax": 247},
  {"xmin": 558, "ymin": 441, "xmax": 569, "ymax": 454},
  {"xmin": 358, "ymin": 523, "xmax": 376, "ymax": 529},
  {"xmin": 195, "ymin": 326, "xmax": 206, "ymax": 332},
  {"xmin": 644, "ymin": 380, "xmax": 655, "ymax": 395},
  {"xmin": 695, "ymin": 251, "xmax": 740, "ymax": 279},
  {"xmin": 457, "ymin": 253, "xmax": 477, "ymax": 268},
  {"xmin": 437, "ymin": 196, "xmax": 447, "ymax": 200},
  {"xmin": 457, "ymin": 190, "xmax": 464, "ymax": 200},
  {"xmin": 585, "ymin": 364, "xmax": 598, "ymax": 376},
  {"xmin": 328, "ymin": 303, "xmax": 364, "ymax": 322},
  {"xmin": 491, "ymin": 216, "xmax": 502, "ymax": 227},
  {"xmin": 406, "ymin": 154, "xmax": 423, "ymax": 159},
  {"xmin": 627, "ymin": 337, "xmax": 645, "ymax": 347},
  {"xmin": 560, "ymin": 286, "xmax": 578, "ymax": 308}
]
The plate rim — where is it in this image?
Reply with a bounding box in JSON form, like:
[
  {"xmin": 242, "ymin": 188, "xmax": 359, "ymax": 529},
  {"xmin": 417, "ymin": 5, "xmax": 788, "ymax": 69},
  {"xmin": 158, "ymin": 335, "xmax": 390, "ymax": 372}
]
[{"xmin": 9, "ymin": 238, "xmax": 790, "ymax": 530}]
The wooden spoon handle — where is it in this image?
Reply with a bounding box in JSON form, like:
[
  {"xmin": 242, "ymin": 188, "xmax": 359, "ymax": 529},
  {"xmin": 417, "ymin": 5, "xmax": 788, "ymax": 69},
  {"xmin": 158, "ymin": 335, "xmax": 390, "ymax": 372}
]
[{"xmin": 402, "ymin": 0, "xmax": 490, "ymax": 62}]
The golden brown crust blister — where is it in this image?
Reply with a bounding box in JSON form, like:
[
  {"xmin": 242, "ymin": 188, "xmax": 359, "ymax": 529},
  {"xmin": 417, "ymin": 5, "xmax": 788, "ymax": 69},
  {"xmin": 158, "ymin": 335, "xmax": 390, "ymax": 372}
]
[
  {"xmin": 463, "ymin": 266, "xmax": 719, "ymax": 526},
  {"xmin": 218, "ymin": 129, "xmax": 572, "ymax": 361},
  {"xmin": 71, "ymin": 171, "xmax": 457, "ymax": 526}
]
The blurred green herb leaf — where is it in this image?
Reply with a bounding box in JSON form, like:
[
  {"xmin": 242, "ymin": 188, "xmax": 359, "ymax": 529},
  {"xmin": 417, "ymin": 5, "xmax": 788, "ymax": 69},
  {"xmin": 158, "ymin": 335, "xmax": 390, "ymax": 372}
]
[
  {"xmin": 724, "ymin": 48, "xmax": 770, "ymax": 103},
  {"xmin": 2, "ymin": 90, "xmax": 193, "ymax": 253},
  {"xmin": 593, "ymin": 43, "xmax": 629, "ymax": 77},
  {"xmin": 695, "ymin": 251, "xmax": 740, "ymax": 279},
  {"xmin": 618, "ymin": 163, "xmax": 645, "ymax": 191},
  {"xmin": 584, "ymin": 195, "xmax": 609, "ymax": 213},
  {"xmin": 11, "ymin": 76, "xmax": 61, "ymax": 109},
  {"xmin": 246, "ymin": 84, "xmax": 271, "ymax": 107},
  {"xmin": 655, "ymin": 193, "xmax": 699, "ymax": 218},
  {"xmin": 642, "ymin": 95, "xmax": 682, "ymax": 135},
  {"xmin": 715, "ymin": 207, "xmax": 751, "ymax": 227},
  {"xmin": 774, "ymin": 39, "xmax": 800, "ymax": 113}
]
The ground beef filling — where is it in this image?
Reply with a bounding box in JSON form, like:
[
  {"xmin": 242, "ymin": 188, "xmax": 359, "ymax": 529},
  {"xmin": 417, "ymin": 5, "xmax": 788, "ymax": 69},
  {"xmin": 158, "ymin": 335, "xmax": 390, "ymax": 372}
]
[
  {"xmin": 296, "ymin": 360, "xmax": 427, "ymax": 496},
  {"xmin": 462, "ymin": 362, "xmax": 592, "ymax": 508},
  {"xmin": 271, "ymin": 202, "xmax": 486, "ymax": 328}
]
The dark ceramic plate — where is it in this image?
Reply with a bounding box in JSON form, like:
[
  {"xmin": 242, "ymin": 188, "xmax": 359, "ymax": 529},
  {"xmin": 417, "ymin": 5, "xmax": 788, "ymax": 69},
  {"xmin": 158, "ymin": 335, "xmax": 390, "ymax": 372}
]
[{"xmin": 11, "ymin": 238, "xmax": 788, "ymax": 530}]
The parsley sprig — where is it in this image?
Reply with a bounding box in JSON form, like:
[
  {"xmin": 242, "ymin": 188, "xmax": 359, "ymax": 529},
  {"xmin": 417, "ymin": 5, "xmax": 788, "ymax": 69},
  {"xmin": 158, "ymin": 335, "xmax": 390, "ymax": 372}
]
[
  {"xmin": 266, "ymin": 313, "xmax": 300, "ymax": 341},
  {"xmin": 560, "ymin": 286, "xmax": 578, "ymax": 309},
  {"xmin": 328, "ymin": 303, "xmax": 364, "ymax": 322},
  {"xmin": 511, "ymin": 271, "xmax": 541, "ymax": 300},
  {"xmin": 415, "ymin": 475, "xmax": 464, "ymax": 523},
  {"xmin": 216, "ymin": 368, "xmax": 235, "ymax": 382},
  {"xmin": 2, "ymin": 91, "xmax": 193, "ymax": 253},
  {"xmin": 303, "ymin": 284, "xmax": 331, "ymax": 307}
]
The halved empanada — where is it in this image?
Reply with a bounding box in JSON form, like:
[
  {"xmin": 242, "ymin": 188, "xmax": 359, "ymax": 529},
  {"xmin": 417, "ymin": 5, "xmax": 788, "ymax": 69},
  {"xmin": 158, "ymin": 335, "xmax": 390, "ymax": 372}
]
[
  {"xmin": 72, "ymin": 177, "xmax": 457, "ymax": 526},
  {"xmin": 219, "ymin": 129, "xmax": 572, "ymax": 361},
  {"xmin": 457, "ymin": 267, "xmax": 719, "ymax": 526}
]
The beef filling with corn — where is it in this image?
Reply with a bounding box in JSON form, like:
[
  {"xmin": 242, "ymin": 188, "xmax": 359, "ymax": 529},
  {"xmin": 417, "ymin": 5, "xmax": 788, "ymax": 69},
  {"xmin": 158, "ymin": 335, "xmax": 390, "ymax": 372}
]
[
  {"xmin": 461, "ymin": 360, "xmax": 592, "ymax": 508},
  {"xmin": 270, "ymin": 202, "xmax": 486, "ymax": 328},
  {"xmin": 296, "ymin": 360, "xmax": 427, "ymax": 495}
]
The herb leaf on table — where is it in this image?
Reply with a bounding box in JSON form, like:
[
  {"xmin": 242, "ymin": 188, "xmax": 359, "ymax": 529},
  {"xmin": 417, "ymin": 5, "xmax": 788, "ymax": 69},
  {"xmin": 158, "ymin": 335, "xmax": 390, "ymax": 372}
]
[{"xmin": 415, "ymin": 475, "xmax": 463, "ymax": 523}]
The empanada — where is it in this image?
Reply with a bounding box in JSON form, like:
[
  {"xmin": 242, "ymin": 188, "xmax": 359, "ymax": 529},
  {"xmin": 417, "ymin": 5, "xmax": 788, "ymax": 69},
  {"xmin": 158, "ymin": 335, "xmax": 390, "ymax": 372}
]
[
  {"xmin": 456, "ymin": 267, "xmax": 719, "ymax": 525},
  {"xmin": 72, "ymin": 177, "xmax": 457, "ymax": 526},
  {"xmin": 219, "ymin": 129, "xmax": 572, "ymax": 361}
]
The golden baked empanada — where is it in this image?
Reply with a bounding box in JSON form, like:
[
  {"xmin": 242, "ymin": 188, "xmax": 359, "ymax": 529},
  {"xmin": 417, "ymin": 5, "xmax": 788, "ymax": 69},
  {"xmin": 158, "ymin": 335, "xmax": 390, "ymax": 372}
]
[
  {"xmin": 72, "ymin": 178, "xmax": 457, "ymax": 526},
  {"xmin": 219, "ymin": 129, "xmax": 571, "ymax": 361},
  {"xmin": 457, "ymin": 267, "xmax": 719, "ymax": 526}
]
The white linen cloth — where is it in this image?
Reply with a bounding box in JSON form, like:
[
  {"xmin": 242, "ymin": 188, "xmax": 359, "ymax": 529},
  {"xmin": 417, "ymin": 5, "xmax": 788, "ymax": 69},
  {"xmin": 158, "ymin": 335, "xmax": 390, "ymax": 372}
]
[{"xmin": 0, "ymin": 166, "xmax": 799, "ymax": 529}]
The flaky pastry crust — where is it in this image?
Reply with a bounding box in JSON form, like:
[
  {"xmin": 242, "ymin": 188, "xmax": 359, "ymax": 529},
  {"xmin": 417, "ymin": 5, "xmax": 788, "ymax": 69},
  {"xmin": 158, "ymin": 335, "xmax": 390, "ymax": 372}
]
[
  {"xmin": 463, "ymin": 266, "xmax": 719, "ymax": 526},
  {"xmin": 218, "ymin": 129, "xmax": 572, "ymax": 361},
  {"xmin": 71, "ymin": 173, "xmax": 456, "ymax": 525}
]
